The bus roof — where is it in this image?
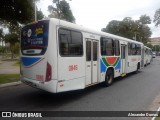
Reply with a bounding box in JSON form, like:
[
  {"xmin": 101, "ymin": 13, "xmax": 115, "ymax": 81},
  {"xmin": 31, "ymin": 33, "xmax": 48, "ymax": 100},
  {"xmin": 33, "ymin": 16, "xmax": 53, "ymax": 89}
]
[{"xmin": 144, "ymin": 46, "xmax": 152, "ymax": 50}]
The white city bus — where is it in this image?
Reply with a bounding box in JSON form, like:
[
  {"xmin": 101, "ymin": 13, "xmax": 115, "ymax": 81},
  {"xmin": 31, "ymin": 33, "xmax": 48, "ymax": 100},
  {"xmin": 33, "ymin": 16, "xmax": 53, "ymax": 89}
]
[
  {"xmin": 144, "ymin": 46, "xmax": 152, "ymax": 66},
  {"xmin": 20, "ymin": 18, "xmax": 144, "ymax": 93}
]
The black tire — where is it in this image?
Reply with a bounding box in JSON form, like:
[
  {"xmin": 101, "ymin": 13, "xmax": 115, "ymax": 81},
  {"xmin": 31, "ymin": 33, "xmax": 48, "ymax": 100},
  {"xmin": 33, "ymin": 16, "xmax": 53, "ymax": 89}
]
[{"xmin": 104, "ymin": 69, "xmax": 114, "ymax": 87}]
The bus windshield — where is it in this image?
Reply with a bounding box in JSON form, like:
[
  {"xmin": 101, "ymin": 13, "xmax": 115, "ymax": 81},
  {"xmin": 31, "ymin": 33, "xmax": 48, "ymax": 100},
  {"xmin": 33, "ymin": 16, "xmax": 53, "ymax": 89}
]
[{"xmin": 21, "ymin": 20, "xmax": 49, "ymax": 56}]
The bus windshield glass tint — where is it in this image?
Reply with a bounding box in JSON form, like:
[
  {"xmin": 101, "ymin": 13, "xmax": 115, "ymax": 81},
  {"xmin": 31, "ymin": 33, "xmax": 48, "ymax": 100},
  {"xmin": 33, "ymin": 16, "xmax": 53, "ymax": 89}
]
[{"xmin": 21, "ymin": 20, "xmax": 49, "ymax": 55}]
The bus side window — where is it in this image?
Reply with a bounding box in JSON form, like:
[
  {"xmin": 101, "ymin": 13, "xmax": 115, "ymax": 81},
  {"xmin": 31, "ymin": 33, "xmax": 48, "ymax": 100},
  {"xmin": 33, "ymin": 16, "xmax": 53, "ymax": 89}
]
[
  {"xmin": 128, "ymin": 43, "xmax": 131, "ymax": 55},
  {"xmin": 59, "ymin": 28, "xmax": 83, "ymax": 56},
  {"xmin": 136, "ymin": 44, "xmax": 141, "ymax": 55},
  {"xmin": 59, "ymin": 29, "xmax": 71, "ymax": 55},
  {"xmin": 131, "ymin": 43, "xmax": 136, "ymax": 55},
  {"xmin": 114, "ymin": 40, "xmax": 120, "ymax": 56},
  {"xmin": 100, "ymin": 37, "xmax": 114, "ymax": 56},
  {"xmin": 86, "ymin": 41, "xmax": 91, "ymax": 61}
]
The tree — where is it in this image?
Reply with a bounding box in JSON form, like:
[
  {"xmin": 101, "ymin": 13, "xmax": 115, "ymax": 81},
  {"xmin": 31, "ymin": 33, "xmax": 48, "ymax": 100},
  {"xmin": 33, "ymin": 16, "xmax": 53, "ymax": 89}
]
[
  {"xmin": 0, "ymin": 0, "xmax": 44, "ymax": 25},
  {"xmin": 37, "ymin": 9, "xmax": 44, "ymax": 20},
  {"xmin": 146, "ymin": 43, "xmax": 153, "ymax": 50},
  {"xmin": 152, "ymin": 45, "xmax": 160, "ymax": 52},
  {"xmin": 0, "ymin": 28, "xmax": 3, "ymax": 39},
  {"xmin": 101, "ymin": 15, "xmax": 152, "ymax": 44},
  {"xmin": 0, "ymin": 0, "xmax": 33, "ymax": 24},
  {"xmin": 4, "ymin": 33, "xmax": 19, "ymax": 59},
  {"xmin": 0, "ymin": 0, "xmax": 44, "ymax": 59},
  {"xmin": 0, "ymin": 28, "xmax": 4, "ymax": 46},
  {"xmin": 153, "ymin": 8, "xmax": 160, "ymax": 27},
  {"xmin": 139, "ymin": 14, "xmax": 151, "ymax": 24},
  {"xmin": 48, "ymin": 0, "xmax": 75, "ymax": 23}
]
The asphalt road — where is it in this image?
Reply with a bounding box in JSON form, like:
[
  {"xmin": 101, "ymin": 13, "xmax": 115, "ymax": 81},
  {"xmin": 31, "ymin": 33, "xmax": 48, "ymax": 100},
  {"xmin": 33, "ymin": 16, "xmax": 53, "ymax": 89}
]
[{"xmin": 0, "ymin": 57, "xmax": 160, "ymax": 119}]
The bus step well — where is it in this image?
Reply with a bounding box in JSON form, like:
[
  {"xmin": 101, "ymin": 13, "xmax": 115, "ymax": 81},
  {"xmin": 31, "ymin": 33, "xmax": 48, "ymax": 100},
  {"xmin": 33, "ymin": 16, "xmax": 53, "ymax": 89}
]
[{"xmin": 121, "ymin": 73, "xmax": 126, "ymax": 77}]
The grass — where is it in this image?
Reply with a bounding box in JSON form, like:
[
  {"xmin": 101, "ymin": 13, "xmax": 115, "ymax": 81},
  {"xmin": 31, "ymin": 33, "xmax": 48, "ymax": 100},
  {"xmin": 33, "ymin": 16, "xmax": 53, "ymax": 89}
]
[
  {"xmin": 155, "ymin": 112, "xmax": 160, "ymax": 120},
  {"xmin": 0, "ymin": 74, "xmax": 20, "ymax": 84},
  {"xmin": 13, "ymin": 61, "xmax": 20, "ymax": 66}
]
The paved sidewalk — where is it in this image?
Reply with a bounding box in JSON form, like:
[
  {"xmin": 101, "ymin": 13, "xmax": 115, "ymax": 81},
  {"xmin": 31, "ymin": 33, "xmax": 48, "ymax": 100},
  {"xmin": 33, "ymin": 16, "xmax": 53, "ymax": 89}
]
[
  {"xmin": 0, "ymin": 58, "xmax": 21, "ymax": 88},
  {"xmin": 0, "ymin": 61, "xmax": 20, "ymax": 74}
]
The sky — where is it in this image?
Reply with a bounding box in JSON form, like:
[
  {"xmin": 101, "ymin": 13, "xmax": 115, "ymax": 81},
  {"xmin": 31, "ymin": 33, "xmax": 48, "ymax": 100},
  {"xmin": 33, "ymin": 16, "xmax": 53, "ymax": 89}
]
[{"xmin": 37, "ymin": 0, "xmax": 160, "ymax": 38}]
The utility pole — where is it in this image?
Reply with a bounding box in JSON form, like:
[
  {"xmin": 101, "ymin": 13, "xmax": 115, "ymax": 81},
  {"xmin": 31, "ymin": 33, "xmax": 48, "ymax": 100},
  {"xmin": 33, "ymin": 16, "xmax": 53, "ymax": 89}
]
[
  {"xmin": 134, "ymin": 32, "xmax": 137, "ymax": 41},
  {"xmin": 33, "ymin": 0, "xmax": 40, "ymax": 21},
  {"xmin": 53, "ymin": 0, "xmax": 60, "ymax": 19},
  {"xmin": 35, "ymin": 0, "xmax": 37, "ymax": 21}
]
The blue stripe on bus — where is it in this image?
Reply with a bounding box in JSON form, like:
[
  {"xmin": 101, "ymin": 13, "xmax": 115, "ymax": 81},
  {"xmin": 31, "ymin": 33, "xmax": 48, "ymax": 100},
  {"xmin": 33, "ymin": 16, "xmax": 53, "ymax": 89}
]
[
  {"xmin": 115, "ymin": 59, "xmax": 121, "ymax": 70},
  {"xmin": 21, "ymin": 57, "xmax": 41, "ymax": 67},
  {"xmin": 100, "ymin": 59, "xmax": 106, "ymax": 73}
]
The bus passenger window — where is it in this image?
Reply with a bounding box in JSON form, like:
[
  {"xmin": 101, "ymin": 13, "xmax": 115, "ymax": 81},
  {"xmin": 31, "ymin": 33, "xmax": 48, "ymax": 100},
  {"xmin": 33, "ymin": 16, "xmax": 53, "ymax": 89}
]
[
  {"xmin": 131, "ymin": 43, "xmax": 136, "ymax": 55},
  {"xmin": 59, "ymin": 28, "xmax": 83, "ymax": 56},
  {"xmin": 93, "ymin": 42, "xmax": 97, "ymax": 61},
  {"xmin": 100, "ymin": 37, "xmax": 114, "ymax": 56},
  {"xmin": 136, "ymin": 44, "xmax": 141, "ymax": 55},
  {"xmin": 128, "ymin": 43, "xmax": 131, "ymax": 55},
  {"xmin": 86, "ymin": 41, "xmax": 91, "ymax": 61},
  {"xmin": 114, "ymin": 40, "xmax": 120, "ymax": 56}
]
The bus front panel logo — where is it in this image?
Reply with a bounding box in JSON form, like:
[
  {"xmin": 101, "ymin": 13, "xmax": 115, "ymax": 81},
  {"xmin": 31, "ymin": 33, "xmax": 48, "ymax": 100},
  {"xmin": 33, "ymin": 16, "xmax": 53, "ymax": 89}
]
[{"xmin": 27, "ymin": 29, "xmax": 32, "ymax": 37}]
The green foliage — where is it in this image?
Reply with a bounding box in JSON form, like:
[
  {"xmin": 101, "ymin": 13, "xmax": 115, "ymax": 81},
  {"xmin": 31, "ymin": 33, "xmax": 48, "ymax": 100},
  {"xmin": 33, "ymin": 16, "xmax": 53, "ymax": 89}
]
[
  {"xmin": 37, "ymin": 9, "xmax": 44, "ymax": 20},
  {"xmin": 11, "ymin": 42, "xmax": 20, "ymax": 55},
  {"xmin": 4, "ymin": 33, "xmax": 19, "ymax": 59},
  {"xmin": 101, "ymin": 15, "xmax": 152, "ymax": 44},
  {"xmin": 0, "ymin": 0, "xmax": 34, "ymax": 24},
  {"xmin": 0, "ymin": 0, "xmax": 44, "ymax": 60},
  {"xmin": 139, "ymin": 14, "xmax": 151, "ymax": 24},
  {"xmin": 0, "ymin": 46, "xmax": 5, "ymax": 54},
  {"xmin": 0, "ymin": 0, "xmax": 44, "ymax": 25},
  {"xmin": 154, "ymin": 8, "xmax": 160, "ymax": 27},
  {"xmin": 0, "ymin": 28, "xmax": 3, "ymax": 37},
  {"xmin": 48, "ymin": 0, "xmax": 75, "ymax": 23},
  {"xmin": 146, "ymin": 43, "xmax": 153, "ymax": 49},
  {"xmin": 152, "ymin": 45, "xmax": 160, "ymax": 52},
  {"xmin": 4, "ymin": 33, "xmax": 19, "ymax": 45},
  {"xmin": 0, "ymin": 28, "xmax": 4, "ymax": 47}
]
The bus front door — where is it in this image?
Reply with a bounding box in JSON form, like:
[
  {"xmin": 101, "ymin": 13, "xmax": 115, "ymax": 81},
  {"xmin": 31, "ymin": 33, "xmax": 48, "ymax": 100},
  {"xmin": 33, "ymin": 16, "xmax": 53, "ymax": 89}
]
[
  {"xmin": 121, "ymin": 45, "xmax": 126, "ymax": 74},
  {"xmin": 86, "ymin": 39, "xmax": 98, "ymax": 86}
]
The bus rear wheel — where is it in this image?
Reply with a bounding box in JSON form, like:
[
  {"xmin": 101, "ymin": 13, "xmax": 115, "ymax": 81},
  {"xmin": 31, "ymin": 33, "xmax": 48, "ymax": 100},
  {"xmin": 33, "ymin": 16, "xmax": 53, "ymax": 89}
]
[{"xmin": 104, "ymin": 69, "xmax": 114, "ymax": 87}]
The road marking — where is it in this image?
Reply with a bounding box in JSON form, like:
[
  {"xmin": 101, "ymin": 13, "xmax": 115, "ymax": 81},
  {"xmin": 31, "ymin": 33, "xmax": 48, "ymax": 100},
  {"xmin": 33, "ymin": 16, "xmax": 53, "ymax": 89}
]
[{"xmin": 152, "ymin": 106, "xmax": 160, "ymax": 120}]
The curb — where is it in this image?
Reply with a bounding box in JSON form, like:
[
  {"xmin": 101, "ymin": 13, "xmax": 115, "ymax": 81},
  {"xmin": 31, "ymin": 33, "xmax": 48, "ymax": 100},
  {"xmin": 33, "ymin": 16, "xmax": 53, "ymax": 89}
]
[{"xmin": 0, "ymin": 81, "xmax": 22, "ymax": 88}]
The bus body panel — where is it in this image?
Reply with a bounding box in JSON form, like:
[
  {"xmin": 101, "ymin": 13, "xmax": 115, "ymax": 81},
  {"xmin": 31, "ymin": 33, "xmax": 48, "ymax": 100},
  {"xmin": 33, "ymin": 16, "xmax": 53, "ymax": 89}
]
[
  {"xmin": 57, "ymin": 57, "xmax": 85, "ymax": 81},
  {"xmin": 47, "ymin": 19, "xmax": 59, "ymax": 80},
  {"xmin": 21, "ymin": 76, "xmax": 57, "ymax": 93},
  {"xmin": 20, "ymin": 20, "xmax": 50, "ymax": 82},
  {"xmin": 57, "ymin": 77, "xmax": 85, "ymax": 92},
  {"xmin": 100, "ymin": 57, "xmax": 121, "ymax": 79},
  {"xmin": 21, "ymin": 56, "xmax": 46, "ymax": 81},
  {"xmin": 144, "ymin": 46, "xmax": 152, "ymax": 66},
  {"xmin": 20, "ymin": 18, "xmax": 147, "ymax": 93},
  {"xmin": 82, "ymin": 33, "xmax": 101, "ymax": 86},
  {"xmin": 20, "ymin": 20, "xmax": 59, "ymax": 93},
  {"xmin": 127, "ymin": 55, "xmax": 141, "ymax": 73}
]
